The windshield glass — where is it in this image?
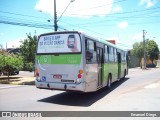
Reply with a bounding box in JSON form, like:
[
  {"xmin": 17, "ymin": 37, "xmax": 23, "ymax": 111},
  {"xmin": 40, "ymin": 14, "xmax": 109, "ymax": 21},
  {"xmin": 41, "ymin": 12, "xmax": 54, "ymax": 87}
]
[{"xmin": 37, "ymin": 33, "xmax": 81, "ymax": 54}]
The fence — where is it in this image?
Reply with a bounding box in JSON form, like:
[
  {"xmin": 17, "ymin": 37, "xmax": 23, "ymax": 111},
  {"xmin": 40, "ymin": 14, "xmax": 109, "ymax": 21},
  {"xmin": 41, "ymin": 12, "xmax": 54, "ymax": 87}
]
[{"xmin": 128, "ymin": 55, "xmax": 140, "ymax": 68}]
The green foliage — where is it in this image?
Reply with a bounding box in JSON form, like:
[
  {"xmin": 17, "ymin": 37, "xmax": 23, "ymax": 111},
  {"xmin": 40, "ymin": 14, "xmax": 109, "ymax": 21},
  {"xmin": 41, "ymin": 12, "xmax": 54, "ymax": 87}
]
[
  {"xmin": 146, "ymin": 40, "xmax": 159, "ymax": 64},
  {"xmin": 131, "ymin": 39, "xmax": 159, "ymax": 65},
  {"xmin": 20, "ymin": 33, "xmax": 37, "ymax": 70},
  {"xmin": 23, "ymin": 62, "xmax": 34, "ymax": 72},
  {"xmin": 131, "ymin": 42, "xmax": 143, "ymax": 58},
  {"xmin": 0, "ymin": 53, "xmax": 23, "ymax": 80}
]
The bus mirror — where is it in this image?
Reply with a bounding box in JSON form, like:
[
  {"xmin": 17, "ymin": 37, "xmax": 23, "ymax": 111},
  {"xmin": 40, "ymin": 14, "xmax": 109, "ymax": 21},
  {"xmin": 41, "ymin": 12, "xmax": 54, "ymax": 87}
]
[{"xmin": 86, "ymin": 50, "xmax": 93, "ymax": 60}]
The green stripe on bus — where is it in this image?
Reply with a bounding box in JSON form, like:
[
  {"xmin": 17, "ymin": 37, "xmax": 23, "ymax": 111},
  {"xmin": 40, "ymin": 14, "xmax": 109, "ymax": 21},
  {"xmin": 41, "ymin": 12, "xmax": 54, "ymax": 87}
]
[
  {"xmin": 102, "ymin": 63, "xmax": 119, "ymax": 81},
  {"xmin": 36, "ymin": 54, "xmax": 81, "ymax": 64}
]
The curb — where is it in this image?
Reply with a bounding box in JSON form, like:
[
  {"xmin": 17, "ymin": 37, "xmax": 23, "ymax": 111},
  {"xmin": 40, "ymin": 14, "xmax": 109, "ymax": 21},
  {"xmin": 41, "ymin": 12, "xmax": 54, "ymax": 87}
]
[{"xmin": 0, "ymin": 76, "xmax": 35, "ymax": 85}]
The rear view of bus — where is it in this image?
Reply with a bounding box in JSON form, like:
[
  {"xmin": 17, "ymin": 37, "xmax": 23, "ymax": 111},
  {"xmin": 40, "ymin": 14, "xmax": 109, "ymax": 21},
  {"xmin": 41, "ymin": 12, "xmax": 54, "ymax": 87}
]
[{"xmin": 35, "ymin": 31, "xmax": 85, "ymax": 92}]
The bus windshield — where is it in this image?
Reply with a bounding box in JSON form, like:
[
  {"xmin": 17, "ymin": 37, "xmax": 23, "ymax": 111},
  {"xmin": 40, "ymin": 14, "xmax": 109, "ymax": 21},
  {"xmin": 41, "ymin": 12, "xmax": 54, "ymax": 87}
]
[{"xmin": 37, "ymin": 33, "xmax": 81, "ymax": 54}]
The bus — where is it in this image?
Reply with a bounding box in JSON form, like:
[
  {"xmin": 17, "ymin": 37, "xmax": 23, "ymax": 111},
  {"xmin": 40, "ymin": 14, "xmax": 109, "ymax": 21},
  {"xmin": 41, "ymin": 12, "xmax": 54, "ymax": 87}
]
[{"xmin": 35, "ymin": 31, "xmax": 128, "ymax": 92}]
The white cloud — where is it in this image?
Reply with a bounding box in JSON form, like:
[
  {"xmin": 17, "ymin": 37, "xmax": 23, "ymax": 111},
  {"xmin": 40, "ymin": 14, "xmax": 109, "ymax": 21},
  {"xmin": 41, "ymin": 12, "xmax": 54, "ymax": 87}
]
[
  {"xmin": 6, "ymin": 38, "xmax": 24, "ymax": 48},
  {"xmin": 111, "ymin": 5, "xmax": 123, "ymax": 13},
  {"xmin": 139, "ymin": 0, "xmax": 156, "ymax": 8},
  {"xmin": 117, "ymin": 21, "xmax": 128, "ymax": 29},
  {"xmin": 35, "ymin": 0, "xmax": 114, "ymax": 17},
  {"xmin": 133, "ymin": 33, "xmax": 143, "ymax": 41}
]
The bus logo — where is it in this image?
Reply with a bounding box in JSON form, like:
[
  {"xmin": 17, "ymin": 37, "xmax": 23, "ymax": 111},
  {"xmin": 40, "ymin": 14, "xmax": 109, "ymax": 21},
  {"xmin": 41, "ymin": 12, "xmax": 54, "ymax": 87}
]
[{"xmin": 67, "ymin": 35, "xmax": 75, "ymax": 48}]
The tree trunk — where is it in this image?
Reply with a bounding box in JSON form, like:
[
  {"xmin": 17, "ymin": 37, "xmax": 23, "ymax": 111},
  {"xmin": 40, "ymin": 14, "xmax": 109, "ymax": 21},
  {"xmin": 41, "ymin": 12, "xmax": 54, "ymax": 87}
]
[
  {"xmin": 151, "ymin": 59, "xmax": 154, "ymax": 64},
  {"xmin": 7, "ymin": 73, "xmax": 10, "ymax": 81},
  {"xmin": 7, "ymin": 72, "xmax": 10, "ymax": 81}
]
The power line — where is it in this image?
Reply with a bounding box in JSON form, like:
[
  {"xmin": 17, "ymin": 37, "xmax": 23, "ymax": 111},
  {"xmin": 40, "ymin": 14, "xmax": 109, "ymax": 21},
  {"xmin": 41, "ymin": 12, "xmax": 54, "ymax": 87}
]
[
  {"xmin": 0, "ymin": 10, "xmax": 49, "ymax": 20},
  {"xmin": 58, "ymin": 20, "xmax": 160, "ymax": 39},
  {"xmin": 1, "ymin": 9, "xmax": 158, "ymax": 28},
  {"xmin": 67, "ymin": 0, "xmax": 127, "ymax": 12},
  {"xmin": 57, "ymin": 0, "xmax": 75, "ymax": 22},
  {"xmin": 0, "ymin": 19, "xmax": 73, "ymax": 31},
  {"xmin": 0, "ymin": 15, "xmax": 50, "ymax": 25},
  {"xmin": 65, "ymin": 6, "xmax": 160, "ymax": 16},
  {"xmin": 73, "ymin": 15, "xmax": 160, "ymax": 26},
  {"xmin": 0, "ymin": 20, "xmax": 53, "ymax": 29},
  {"xmin": 0, "ymin": 6, "xmax": 159, "ymax": 41},
  {"xmin": 0, "ymin": 5, "xmax": 159, "ymax": 28},
  {"xmin": 59, "ymin": 20, "xmax": 107, "ymax": 36},
  {"xmin": 0, "ymin": 0, "xmax": 128, "ymax": 20}
]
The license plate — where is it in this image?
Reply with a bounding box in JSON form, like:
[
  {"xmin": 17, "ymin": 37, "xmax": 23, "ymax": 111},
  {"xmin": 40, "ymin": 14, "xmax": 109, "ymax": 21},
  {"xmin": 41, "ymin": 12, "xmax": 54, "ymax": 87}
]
[{"xmin": 53, "ymin": 74, "xmax": 62, "ymax": 79}]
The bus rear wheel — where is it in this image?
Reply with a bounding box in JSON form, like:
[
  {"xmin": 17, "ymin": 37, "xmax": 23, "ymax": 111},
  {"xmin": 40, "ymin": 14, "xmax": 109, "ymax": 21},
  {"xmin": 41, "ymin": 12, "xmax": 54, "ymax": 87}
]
[
  {"xmin": 122, "ymin": 70, "xmax": 126, "ymax": 80},
  {"xmin": 107, "ymin": 75, "xmax": 112, "ymax": 89}
]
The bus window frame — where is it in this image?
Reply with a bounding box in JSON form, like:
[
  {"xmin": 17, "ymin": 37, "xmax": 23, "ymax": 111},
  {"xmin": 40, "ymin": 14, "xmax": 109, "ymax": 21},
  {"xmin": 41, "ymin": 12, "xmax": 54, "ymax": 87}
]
[
  {"xmin": 85, "ymin": 38, "xmax": 97, "ymax": 64},
  {"xmin": 104, "ymin": 45, "xmax": 109, "ymax": 63},
  {"xmin": 108, "ymin": 46, "xmax": 114, "ymax": 62},
  {"xmin": 114, "ymin": 48, "xmax": 117, "ymax": 62},
  {"xmin": 36, "ymin": 31, "xmax": 82, "ymax": 55}
]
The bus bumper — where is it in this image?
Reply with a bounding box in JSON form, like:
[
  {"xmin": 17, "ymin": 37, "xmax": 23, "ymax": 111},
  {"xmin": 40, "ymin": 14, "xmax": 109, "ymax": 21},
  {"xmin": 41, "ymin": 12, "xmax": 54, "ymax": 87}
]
[{"xmin": 35, "ymin": 81, "xmax": 85, "ymax": 92}]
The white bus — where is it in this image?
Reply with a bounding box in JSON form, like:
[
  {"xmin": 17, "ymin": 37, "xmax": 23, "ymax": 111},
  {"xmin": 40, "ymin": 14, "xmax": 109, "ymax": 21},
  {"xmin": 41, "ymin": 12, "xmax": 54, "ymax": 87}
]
[{"xmin": 35, "ymin": 31, "xmax": 128, "ymax": 92}]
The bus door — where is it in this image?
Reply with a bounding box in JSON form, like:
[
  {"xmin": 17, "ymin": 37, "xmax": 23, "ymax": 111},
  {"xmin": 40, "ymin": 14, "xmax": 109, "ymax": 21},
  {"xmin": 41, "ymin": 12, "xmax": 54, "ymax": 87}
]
[
  {"xmin": 97, "ymin": 47, "xmax": 103, "ymax": 87},
  {"xmin": 117, "ymin": 52, "xmax": 121, "ymax": 79}
]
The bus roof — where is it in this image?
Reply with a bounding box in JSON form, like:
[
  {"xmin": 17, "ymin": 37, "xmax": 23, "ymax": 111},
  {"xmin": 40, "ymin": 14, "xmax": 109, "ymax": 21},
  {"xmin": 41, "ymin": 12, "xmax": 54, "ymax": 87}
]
[{"xmin": 80, "ymin": 31, "xmax": 127, "ymax": 51}]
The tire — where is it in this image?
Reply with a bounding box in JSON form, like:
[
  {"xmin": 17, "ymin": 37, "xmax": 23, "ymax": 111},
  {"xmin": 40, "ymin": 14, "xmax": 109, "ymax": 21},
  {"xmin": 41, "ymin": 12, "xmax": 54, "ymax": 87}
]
[
  {"xmin": 122, "ymin": 70, "xmax": 126, "ymax": 80},
  {"xmin": 107, "ymin": 75, "xmax": 112, "ymax": 89}
]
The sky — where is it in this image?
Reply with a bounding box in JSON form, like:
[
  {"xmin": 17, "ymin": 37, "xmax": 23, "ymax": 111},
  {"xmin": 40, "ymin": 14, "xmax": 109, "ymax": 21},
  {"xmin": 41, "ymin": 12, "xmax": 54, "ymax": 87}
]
[{"xmin": 0, "ymin": 0, "xmax": 160, "ymax": 49}]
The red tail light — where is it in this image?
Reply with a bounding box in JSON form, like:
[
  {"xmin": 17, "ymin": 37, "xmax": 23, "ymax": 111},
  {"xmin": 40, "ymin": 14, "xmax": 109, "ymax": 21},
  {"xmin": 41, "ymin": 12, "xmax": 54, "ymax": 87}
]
[
  {"xmin": 77, "ymin": 74, "xmax": 82, "ymax": 78},
  {"xmin": 36, "ymin": 72, "xmax": 39, "ymax": 77}
]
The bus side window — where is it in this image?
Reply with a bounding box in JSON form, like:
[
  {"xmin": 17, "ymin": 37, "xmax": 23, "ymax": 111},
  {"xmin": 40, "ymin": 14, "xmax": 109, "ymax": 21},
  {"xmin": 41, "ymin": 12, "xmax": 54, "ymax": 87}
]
[
  {"xmin": 114, "ymin": 48, "xmax": 117, "ymax": 62},
  {"xmin": 108, "ymin": 46, "xmax": 110, "ymax": 62},
  {"xmin": 122, "ymin": 51, "xmax": 124, "ymax": 62},
  {"xmin": 108, "ymin": 46, "xmax": 114, "ymax": 62},
  {"xmin": 104, "ymin": 45, "xmax": 108, "ymax": 62},
  {"xmin": 122, "ymin": 51, "xmax": 126, "ymax": 62},
  {"xmin": 85, "ymin": 39, "xmax": 97, "ymax": 64}
]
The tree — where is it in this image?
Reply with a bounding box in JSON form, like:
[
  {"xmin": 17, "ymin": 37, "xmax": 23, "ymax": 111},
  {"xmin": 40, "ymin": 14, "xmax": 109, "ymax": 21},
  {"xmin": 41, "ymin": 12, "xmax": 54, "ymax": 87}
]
[
  {"xmin": 131, "ymin": 42, "xmax": 143, "ymax": 58},
  {"xmin": 146, "ymin": 40, "xmax": 159, "ymax": 64},
  {"xmin": 0, "ymin": 44, "xmax": 2, "ymax": 49},
  {"xmin": 20, "ymin": 33, "xmax": 37, "ymax": 71},
  {"xmin": 0, "ymin": 53, "xmax": 23, "ymax": 80},
  {"xmin": 131, "ymin": 39, "xmax": 159, "ymax": 67}
]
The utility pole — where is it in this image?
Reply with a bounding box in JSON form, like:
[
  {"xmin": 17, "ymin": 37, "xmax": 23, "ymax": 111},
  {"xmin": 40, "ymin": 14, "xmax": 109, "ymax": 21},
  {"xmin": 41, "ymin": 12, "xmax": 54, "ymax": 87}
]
[
  {"xmin": 143, "ymin": 30, "xmax": 146, "ymax": 69},
  {"xmin": 53, "ymin": 0, "xmax": 75, "ymax": 31},
  {"xmin": 54, "ymin": 0, "xmax": 58, "ymax": 31}
]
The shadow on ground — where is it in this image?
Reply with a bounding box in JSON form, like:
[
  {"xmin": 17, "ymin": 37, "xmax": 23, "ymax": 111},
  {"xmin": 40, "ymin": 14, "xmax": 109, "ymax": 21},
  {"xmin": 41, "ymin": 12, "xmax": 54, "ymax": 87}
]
[
  {"xmin": 21, "ymin": 81, "xmax": 35, "ymax": 85},
  {"xmin": 38, "ymin": 77, "xmax": 129, "ymax": 107}
]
